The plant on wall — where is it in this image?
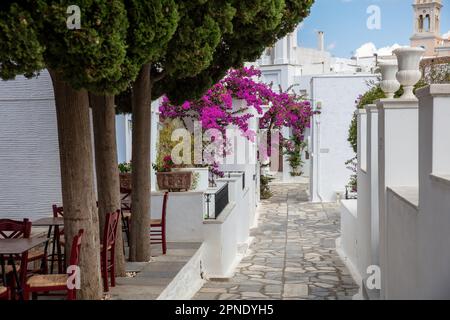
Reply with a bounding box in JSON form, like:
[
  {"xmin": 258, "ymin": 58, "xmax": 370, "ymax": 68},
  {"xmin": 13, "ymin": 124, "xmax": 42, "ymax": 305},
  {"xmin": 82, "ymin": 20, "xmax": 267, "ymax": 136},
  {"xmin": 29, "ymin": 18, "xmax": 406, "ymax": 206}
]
[
  {"xmin": 118, "ymin": 162, "xmax": 132, "ymax": 173},
  {"xmin": 346, "ymin": 78, "xmax": 428, "ymax": 193},
  {"xmin": 283, "ymin": 138, "xmax": 306, "ymax": 177},
  {"xmin": 260, "ymin": 175, "xmax": 275, "ymax": 200},
  {"xmin": 160, "ymin": 66, "xmax": 315, "ymax": 176}
]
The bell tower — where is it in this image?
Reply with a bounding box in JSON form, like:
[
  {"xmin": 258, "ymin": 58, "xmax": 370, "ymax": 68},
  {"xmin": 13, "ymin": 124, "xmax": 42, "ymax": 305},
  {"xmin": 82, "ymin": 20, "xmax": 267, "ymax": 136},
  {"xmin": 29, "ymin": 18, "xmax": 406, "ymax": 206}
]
[{"xmin": 411, "ymin": 0, "xmax": 443, "ymax": 56}]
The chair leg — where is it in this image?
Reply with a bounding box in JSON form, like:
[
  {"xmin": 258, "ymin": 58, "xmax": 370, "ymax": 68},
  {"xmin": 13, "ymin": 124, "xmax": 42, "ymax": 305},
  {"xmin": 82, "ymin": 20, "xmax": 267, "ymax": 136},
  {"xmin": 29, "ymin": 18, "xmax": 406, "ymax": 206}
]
[
  {"xmin": 23, "ymin": 286, "xmax": 30, "ymax": 301},
  {"xmin": 162, "ymin": 226, "xmax": 167, "ymax": 255},
  {"xmin": 110, "ymin": 250, "xmax": 116, "ymax": 287},
  {"xmin": 67, "ymin": 289, "xmax": 75, "ymax": 300},
  {"xmin": 102, "ymin": 253, "xmax": 109, "ymax": 292}
]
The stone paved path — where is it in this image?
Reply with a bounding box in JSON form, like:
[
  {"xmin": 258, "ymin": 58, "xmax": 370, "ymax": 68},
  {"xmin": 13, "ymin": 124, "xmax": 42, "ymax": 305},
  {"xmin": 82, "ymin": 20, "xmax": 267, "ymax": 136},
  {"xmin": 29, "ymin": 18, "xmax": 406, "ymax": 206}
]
[{"xmin": 194, "ymin": 183, "xmax": 359, "ymax": 300}]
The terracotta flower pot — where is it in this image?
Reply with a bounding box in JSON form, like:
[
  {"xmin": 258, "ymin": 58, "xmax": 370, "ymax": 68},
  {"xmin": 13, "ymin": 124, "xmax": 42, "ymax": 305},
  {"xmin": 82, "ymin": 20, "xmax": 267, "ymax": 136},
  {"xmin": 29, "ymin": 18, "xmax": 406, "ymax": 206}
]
[
  {"xmin": 119, "ymin": 172, "xmax": 132, "ymax": 192},
  {"xmin": 156, "ymin": 171, "xmax": 193, "ymax": 192}
]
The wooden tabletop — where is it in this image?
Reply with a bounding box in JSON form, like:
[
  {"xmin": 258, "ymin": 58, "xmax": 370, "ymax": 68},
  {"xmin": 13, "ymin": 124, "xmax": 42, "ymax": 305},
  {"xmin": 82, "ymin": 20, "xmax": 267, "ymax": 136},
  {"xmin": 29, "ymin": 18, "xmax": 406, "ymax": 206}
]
[
  {"xmin": 32, "ymin": 217, "xmax": 64, "ymax": 227},
  {"xmin": 0, "ymin": 237, "xmax": 49, "ymax": 255}
]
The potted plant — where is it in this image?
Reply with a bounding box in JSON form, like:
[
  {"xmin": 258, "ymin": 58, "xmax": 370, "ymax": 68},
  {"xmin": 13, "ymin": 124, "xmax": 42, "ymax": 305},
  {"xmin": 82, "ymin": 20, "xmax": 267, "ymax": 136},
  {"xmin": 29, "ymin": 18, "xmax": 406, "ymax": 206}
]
[
  {"xmin": 118, "ymin": 162, "xmax": 132, "ymax": 192},
  {"xmin": 153, "ymin": 155, "xmax": 193, "ymax": 192}
]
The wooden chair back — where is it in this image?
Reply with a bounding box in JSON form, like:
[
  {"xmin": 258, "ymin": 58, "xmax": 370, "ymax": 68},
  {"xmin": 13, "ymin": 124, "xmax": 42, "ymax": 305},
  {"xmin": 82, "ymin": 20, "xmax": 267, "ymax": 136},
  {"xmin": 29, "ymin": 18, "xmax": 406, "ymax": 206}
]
[
  {"xmin": 0, "ymin": 219, "xmax": 31, "ymax": 239},
  {"xmin": 103, "ymin": 210, "xmax": 120, "ymax": 250}
]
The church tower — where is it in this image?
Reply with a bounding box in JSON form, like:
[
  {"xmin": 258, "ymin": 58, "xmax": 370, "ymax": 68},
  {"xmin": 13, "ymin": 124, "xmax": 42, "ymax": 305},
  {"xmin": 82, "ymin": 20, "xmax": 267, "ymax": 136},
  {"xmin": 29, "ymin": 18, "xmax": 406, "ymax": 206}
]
[{"xmin": 411, "ymin": 0, "xmax": 443, "ymax": 56}]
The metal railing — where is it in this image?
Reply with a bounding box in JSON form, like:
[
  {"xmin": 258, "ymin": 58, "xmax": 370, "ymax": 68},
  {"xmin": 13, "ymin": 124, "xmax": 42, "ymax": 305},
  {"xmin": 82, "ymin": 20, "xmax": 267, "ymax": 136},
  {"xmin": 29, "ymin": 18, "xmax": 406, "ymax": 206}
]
[
  {"xmin": 204, "ymin": 182, "xmax": 229, "ymax": 220},
  {"xmin": 224, "ymin": 171, "xmax": 245, "ymax": 190},
  {"xmin": 214, "ymin": 183, "xmax": 229, "ymax": 219}
]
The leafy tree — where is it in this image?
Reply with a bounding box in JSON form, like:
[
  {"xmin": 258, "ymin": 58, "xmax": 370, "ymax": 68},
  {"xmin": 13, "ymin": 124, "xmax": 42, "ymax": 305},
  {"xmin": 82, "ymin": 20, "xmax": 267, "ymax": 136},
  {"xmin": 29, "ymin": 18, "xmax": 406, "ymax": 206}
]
[
  {"xmin": 1, "ymin": 1, "xmax": 131, "ymax": 299},
  {"xmin": 117, "ymin": 0, "xmax": 314, "ymax": 261}
]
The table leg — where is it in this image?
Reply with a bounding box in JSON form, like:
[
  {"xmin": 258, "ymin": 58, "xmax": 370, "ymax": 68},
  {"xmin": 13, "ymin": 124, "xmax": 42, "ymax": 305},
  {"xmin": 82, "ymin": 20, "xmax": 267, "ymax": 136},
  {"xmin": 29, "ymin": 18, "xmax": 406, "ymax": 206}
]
[
  {"xmin": 50, "ymin": 226, "xmax": 57, "ymax": 274},
  {"xmin": 41, "ymin": 226, "xmax": 53, "ymax": 273},
  {"xmin": 0, "ymin": 255, "xmax": 6, "ymax": 286},
  {"xmin": 9, "ymin": 255, "xmax": 23, "ymax": 300},
  {"xmin": 55, "ymin": 227, "xmax": 63, "ymax": 273}
]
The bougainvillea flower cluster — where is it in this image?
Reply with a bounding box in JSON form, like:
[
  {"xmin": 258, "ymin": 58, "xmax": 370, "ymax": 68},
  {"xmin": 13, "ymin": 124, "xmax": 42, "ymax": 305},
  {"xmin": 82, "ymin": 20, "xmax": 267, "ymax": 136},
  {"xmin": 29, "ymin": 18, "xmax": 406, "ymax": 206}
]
[{"xmin": 159, "ymin": 66, "xmax": 315, "ymax": 173}]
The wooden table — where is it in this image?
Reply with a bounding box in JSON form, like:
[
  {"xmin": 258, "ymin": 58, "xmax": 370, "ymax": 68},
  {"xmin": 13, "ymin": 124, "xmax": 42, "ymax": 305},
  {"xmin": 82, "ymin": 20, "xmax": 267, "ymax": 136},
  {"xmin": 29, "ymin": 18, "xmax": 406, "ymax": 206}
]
[
  {"xmin": 33, "ymin": 217, "xmax": 64, "ymax": 274},
  {"xmin": 0, "ymin": 237, "xmax": 49, "ymax": 300}
]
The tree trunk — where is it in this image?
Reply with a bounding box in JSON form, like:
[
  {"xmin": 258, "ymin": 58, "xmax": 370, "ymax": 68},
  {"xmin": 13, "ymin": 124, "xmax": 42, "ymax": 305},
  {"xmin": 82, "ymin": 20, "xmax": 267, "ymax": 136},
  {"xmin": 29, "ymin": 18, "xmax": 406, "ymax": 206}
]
[
  {"xmin": 90, "ymin": 93, "xmax": 126, "ymax": 277},
  {"xmin": 129, "ymin": 64, "xmax": 152, "ymax": 262},
  {"xmin": 49, "ymin": 69, "xmax": 102, "ymax": 300}
]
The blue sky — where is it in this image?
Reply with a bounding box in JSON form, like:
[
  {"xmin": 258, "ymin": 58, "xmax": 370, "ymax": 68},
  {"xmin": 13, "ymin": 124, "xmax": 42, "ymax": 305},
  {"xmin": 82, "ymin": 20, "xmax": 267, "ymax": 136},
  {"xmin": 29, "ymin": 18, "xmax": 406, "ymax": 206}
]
[{"xmin": 298, "ymin": 0, "xmax": 450, "ymax": 57}]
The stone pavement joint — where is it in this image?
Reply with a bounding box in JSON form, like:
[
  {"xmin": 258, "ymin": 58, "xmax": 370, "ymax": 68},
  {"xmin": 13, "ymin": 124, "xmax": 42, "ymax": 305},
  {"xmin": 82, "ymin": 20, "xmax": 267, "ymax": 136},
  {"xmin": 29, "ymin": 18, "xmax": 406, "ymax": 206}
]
[{"xmin": 193, "ymin": 183, "xmax": 359, "ymax": 300}]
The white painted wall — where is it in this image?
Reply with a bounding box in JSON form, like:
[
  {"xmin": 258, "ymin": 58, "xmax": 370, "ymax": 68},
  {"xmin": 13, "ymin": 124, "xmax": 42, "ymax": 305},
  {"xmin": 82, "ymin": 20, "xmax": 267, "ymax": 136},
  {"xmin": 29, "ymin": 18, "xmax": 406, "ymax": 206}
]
[
  {"xmin": 337, "ymin": 199, "xmax": 361, "ymax": 285},
  {"xmin": 377, "ymin": 98, "xmax": 419, "ymax": 298},
  {"xmin": 356, "ymin": 110, "xmax": 371, "ymax": 278},
  {"xmin": 0, "ymin": 71, "xmax": 157, "ymax": 221},
  {"xmin": 416, "ymin": 85, "xmax": 450, "ymax": 299},
  {"xmin": 341, "ymin": 85, "xmax": 450, "ymax": 300},
  {"xmin": 0, "ymin": 71, "xmax": 61, "ymax": 220},
  {"xmin": 309, "ymin": 74, "xmax": 378, "ymax": 202},
  {"xmin": 366, "ymin": 105, "xmax": 380, "ymax": 266}
]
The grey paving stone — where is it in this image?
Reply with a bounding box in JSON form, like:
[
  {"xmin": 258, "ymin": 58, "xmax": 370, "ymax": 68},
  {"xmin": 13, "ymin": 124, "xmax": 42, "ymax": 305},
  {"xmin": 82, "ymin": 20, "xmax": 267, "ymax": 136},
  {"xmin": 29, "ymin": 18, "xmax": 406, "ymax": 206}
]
[{"xmin": 193, "ymin": 183, "xmax": 359, "ymax": 301}]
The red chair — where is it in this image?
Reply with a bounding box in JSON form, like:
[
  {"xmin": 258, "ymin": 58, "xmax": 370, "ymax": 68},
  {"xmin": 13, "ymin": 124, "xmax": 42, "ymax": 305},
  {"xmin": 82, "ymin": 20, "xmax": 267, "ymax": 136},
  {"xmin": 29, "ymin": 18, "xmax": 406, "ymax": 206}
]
[
  {"xmin": 101, "ymin": 210, "xmax": 120, "ymax": 292},
  {"xmin": 23, "ymin": 229, "xmax": 84, "ymax": 300},
  {"xmin": 0, "ymin": 286, "xmax": 9, "ymax": 300},
  {"xmin": 120, "ymin": 189, "xmax": 132, "ymax": 246},
  {"xmin": 150, "ymin": 192, "xmax": 169, "ymax": 255},
  {"xmin": 0, "ymin": 219, "xmax": 46, "ymax": 286},
  {"xmin": 52, "ymin": 205, "xmax": 65, "ymax": 273}
]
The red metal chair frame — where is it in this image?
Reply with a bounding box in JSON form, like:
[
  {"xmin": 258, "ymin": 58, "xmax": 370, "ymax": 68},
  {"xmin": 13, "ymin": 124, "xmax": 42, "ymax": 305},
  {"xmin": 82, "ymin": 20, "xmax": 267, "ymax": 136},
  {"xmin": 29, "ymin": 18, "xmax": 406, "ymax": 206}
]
[
  {"xmin": 52, "ymin": 205, "xmax": 65, "ymax": 273},
  {"xmin": 101, "ymin": 210, "xmax": 120, "ymax": 292},
  {"xmin": 23, "ymin": 229, "xmax": 84, "ymax": 300},
  {"xmin": 150, "ymin": 192, "xmax": 169, "ymax": 255},
  {"xmin": 120, "ymin": 188, "xmax": 132, "ymax": 245},
  {"xmin": 0, "ymin": 286, "xmax": 9, "ymax": 300},
  {"xmin": 0, "ymin": 219, "xmax": 36, "ymax": 294}
]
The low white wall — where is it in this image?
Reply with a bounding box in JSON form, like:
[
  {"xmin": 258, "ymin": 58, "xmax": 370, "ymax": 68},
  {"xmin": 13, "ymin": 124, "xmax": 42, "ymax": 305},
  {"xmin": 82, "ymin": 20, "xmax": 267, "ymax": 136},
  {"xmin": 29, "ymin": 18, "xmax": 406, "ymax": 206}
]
[
  {"xmin": 157, "ymin": 243, "xmax": 206, "ymax": 300},
  {"xmin": 338, "ymin": 200, "xmax": 361, "ymax": 284},
  {"xmin": 217, "ymin": 174, "xmax": 250, "ymax": 245},
  {"xmin": 152, "ymin": 174, "xmax": 251, "ymax": 278},
  {"xmin": 203, "ymin": 202, "xmax": 239, "ymax": 278},
  {"xmin": 385, "ymin": 187, "xmax": 419, "ymax": 300},
  {"xmin": 151, "ymin": 191, "xmax": 205, "ymax": 242}
]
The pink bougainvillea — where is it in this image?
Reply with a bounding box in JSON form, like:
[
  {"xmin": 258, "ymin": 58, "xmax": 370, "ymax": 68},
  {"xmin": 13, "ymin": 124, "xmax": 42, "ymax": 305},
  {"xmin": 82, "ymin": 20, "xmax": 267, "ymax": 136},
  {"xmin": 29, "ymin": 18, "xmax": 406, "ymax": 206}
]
[{"xmin": 159, "ymin": 66, "xmax": 314, "ymax": 173}]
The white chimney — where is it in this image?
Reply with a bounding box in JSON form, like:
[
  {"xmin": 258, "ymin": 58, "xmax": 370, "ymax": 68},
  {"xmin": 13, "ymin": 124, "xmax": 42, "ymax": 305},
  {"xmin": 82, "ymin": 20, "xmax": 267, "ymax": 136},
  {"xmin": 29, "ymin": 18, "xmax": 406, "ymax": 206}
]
[{"xmin": 317, "ymin": 31, "xmax": 324, "ymax": 51}]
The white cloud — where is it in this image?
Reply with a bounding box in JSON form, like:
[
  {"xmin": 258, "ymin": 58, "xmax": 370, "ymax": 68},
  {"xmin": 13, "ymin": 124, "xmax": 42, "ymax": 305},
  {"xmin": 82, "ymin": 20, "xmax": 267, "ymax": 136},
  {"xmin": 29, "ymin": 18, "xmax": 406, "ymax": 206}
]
[
  {"xmin": 443, "ymin": 30, "xmax": 450, "ymax": 39},
  {"xmin": 354, "ymin": 42, "xmax": 404, "ymax": 58}
]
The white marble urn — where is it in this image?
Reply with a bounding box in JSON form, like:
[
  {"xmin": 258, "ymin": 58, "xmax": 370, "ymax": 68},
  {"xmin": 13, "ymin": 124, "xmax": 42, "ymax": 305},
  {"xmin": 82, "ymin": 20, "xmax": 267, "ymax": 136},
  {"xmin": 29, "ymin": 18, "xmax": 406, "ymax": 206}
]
[
  {"xmin": 378, "ymin": 60, "xmax": 400, "ymax": 99},
  {"xmin": 393, "ymin": 47, "xmax": 425, "ymax": 99}
]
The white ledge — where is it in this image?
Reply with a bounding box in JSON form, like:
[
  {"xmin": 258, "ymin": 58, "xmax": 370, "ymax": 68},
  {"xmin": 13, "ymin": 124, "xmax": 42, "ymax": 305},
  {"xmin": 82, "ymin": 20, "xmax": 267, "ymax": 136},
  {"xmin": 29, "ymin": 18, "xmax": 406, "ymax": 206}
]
[
  {"xmin": 203, "ymin": 201, "xmax": 237, "ymax": 225},
  {"xmin": 376, "ymin": 98, "xmax": 418, "ymax": 109},
  {"xmin": 151, "ymin": 190, "xmax": 205, "ymax": 196},
  {"xmin": 387, "ymin": 186, "xmax": 419, "ymax": 211},
  {"xmin": 340, "ymin": 199, "xmax": 357, "ymax": 218},
  {"xmin": 365, "ymin": 104, "xmax": 378, "ymax": 113},
  {"xmin": 416, "ymin": 84, "xmax": 450, "ymax": 98},
  {"xmin": 430, "ymin": 174, "xmax": 450, "ymax": 188}
]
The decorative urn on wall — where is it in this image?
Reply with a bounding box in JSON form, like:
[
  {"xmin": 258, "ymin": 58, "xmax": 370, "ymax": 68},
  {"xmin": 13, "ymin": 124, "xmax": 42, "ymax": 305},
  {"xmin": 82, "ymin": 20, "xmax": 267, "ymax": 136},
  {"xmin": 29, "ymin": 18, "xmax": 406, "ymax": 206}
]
[
  {"xmin": 393, "ymin": 47, "xmax": 425, "ymax": 99},
  {"xmin": 378, "ymin": 60, "xmax": 400, "ymax": 98}
]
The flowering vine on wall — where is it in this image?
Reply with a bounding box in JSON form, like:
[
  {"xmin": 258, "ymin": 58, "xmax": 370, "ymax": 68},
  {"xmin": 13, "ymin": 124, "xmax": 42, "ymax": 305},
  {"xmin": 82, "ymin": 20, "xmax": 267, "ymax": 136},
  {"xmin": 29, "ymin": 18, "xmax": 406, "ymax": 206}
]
[{"xmin": 159, "ymin": 66, "xmax": 314, "ymax": 176}]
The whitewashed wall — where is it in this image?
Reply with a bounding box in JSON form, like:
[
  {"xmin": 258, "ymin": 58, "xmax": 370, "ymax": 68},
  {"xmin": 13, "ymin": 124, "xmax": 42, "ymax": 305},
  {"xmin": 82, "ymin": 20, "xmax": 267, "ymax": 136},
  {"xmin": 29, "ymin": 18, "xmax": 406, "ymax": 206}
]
[
  {"xmin": 341, "ymin": 84, "xmax": 450, "ymax": 300},
  {"xmin": 0, "ymin": 71, "xmax": 151, "ymax": 221},
  {"xmin": 0, "ymin": 71, "xmax": 62, "ymax": 220},
  {"xmin": 309, "ymin": 74, "xmax": 378, "ymax": 202},
  {"xmin": 416, "ymin": 85, "xmax": 450, "ymax": 299}
]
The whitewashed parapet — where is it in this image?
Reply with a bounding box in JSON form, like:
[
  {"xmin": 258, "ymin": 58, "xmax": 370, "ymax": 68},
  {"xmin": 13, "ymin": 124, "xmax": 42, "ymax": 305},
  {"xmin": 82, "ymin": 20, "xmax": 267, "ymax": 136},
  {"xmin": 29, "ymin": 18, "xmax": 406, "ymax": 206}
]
[
  {"xmin": 377, "ymin": 97, "xmax": 419, "ymax": 299},
  {"xmin": 365, "ymin": 105, "xmax": 379, "ymax": 267},
  {"xmin": 415, "ymin": 84, "xmax": 450, "ymax": 299}
]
